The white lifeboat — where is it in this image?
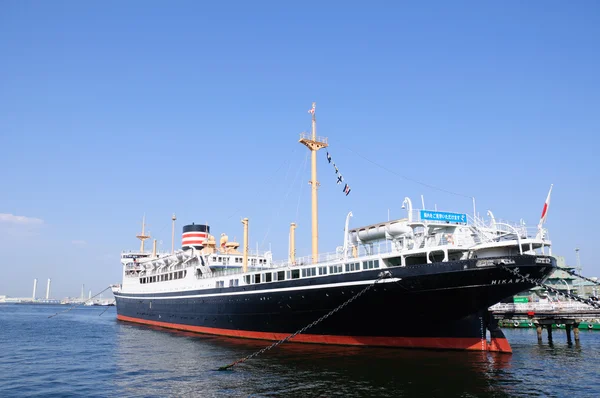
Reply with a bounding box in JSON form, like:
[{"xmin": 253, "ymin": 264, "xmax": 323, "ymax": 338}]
[{"xmin": 350, "ymin": 219, "xmax": 412, "ymax": 244}]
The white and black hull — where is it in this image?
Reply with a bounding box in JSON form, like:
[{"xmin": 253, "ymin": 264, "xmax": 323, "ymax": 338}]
[{"xmin": 114, "ymin": 255, "xmax": 555, "ymax": 352}]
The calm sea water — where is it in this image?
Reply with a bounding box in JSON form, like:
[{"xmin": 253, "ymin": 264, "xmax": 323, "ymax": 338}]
[{"xmin": 1, "ymin": 304, "xmax": 599, "ymax": 397}]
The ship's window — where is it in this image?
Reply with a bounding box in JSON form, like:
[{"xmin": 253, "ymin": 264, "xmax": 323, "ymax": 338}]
[
  {"xmin": 329, "ymin": 265, "xmax": 342, "ymax": 274},
  {"xmin": 179, "ymin": 271, "xmax": 183, "ymax": 278},
  {"xmin": 374, "ymin": 260, "xmax": 379, "ymax": 268},
  {"xmin": 277, "ymin": 271, "xmax": 285, "ymax": 281},
  {"xmin": 213, "ymin": 257, "xmax": 216, "ymax": 261},
  {"xmin": 229, "ymin": 279, "xmax": 239, "ymax": 287},
  {"xmin": 286, "ymin": 271, "xmax": 291, "ymax": 280},
  {"xmin": 345, "ymin": 263, "xmax": 359, "ymax": 272},
  {"xmin": 302, "ymin": 268, "xmax": 316, "ymax": 277},
  {"xmin": 254, "ymin": 274, "xmax": 261, "ymax": 284},
  {"xmin": 244, "ymin": 275, "xmax": 251, "ymax": 284},
  {"xmin": 264, "ymin": 273, "xmax": 272, "ymax": 283},
  {"xmin": 184, "ymin": 270, "xmax": 187, "ymax": 277},
  {"xmin": 169, "ymin": 273, "xmax": 173, "ymax": 280},
  {"xmin": 405, "ymin": 256, "xmax": 427, "ymax": 266},
  {"xmin": 318, "ymin": 266, "xmax": 327, "ymax": 275},
  {"xmin": 291, "ymin": 269, "xmax": 300, "ymax": 279},
  {"xmin": 218, "ymin": 257, "xmax": 222, "ymax": 262},
  {"xmin": 216, "ymin": 281, "xmax": 224, "ymax": 288}
]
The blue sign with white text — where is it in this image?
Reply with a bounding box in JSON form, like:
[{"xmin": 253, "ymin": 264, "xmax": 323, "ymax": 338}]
[{"xmin": 420, "ymin": 210, "xmax": 467, "ymax": 223}]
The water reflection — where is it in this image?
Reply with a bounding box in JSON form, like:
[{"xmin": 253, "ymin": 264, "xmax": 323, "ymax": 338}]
[
  {"xmin": 113, "ymin": 323, "xmax": 526, "ymax": 397},
  {"xmin": 5, "ymin": 306, "xmax": 600, "ymax": 397}
]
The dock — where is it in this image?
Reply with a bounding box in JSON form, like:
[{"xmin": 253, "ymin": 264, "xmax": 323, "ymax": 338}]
[{"xmin": 490, "ymin": 302, "xmax": 600, "ymax": 344}]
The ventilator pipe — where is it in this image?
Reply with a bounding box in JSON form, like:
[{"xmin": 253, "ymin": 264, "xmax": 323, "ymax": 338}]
[
  {"xmin": 402, "ymin": 197, "xmax": 413, "ymax": 223},
  {"xmin": 289, "ymin": 222, "xmax": 296, "ymax": 265},
  {"xmin": 242, "ymin": 218, "xmax": 249, "ymax": 273}
]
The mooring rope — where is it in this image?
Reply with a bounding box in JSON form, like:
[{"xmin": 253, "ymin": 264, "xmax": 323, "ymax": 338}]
[
  {"xmin": 564, "ymin": 269, "xmax": 600, "ymax": 287},
  {"xmin": 48, "ymin": 286, "xmax": 112, "ymax": 319},
  {"xmin": 501, "ymin": 266, "xmax": 600, "ymax": 309},
  {"xmin": 217, "ymin": 271, "xmax": 391, "ymax": 371},
  {"xmin": 99, "ymin": 300, "xmax": 116, "ymax": 316}
]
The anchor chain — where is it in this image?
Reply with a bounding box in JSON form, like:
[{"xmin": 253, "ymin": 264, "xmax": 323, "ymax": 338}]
[
  {"xmin": 564, "ymin": 269, "xmax": 600, "ymax": 287},
  {"xmin": 48, "ymin": 286, "xmax": 112, "ymax": 318},
  {"xmin": 217, "ymin": 271, "xmax": 392, "ymax": 371},
  {"xmin": 501, "ymin": 266, "xmax": 600, "ymax": 309}
]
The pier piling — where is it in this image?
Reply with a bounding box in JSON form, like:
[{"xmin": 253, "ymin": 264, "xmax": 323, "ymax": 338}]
[
  {"xmin": 574, "ymin": 324, "xmax": 580, "ymax": 343},
  {"xmin": 536, "ymin": 325, "xmax": 543, "ymax": 342},
  {"xmin": 546, "ymin": 324, "xmax": 553, "ymax": 343},
  {"xmin": 565, "ymin": 324, "xmax": 572, "ymax": 344}
]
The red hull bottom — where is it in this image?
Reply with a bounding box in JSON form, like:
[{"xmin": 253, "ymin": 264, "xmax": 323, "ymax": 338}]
[{"xmin": 117, "ymin": 314, "xmax": 512, "ymax": 353}]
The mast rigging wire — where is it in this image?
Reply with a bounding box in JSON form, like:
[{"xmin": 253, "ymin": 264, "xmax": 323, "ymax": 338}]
[
  {"xmin": 260, "ymin": 151, "xmax": 309, "ymax": 249},
  {"xmin": 341, "ymin": 145, "xmax": 474, "ymax": 199}
]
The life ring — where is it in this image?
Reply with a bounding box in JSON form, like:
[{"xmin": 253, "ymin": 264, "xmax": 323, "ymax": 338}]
[
  {"xmin": 513, "ymin": 321, "xmax": 520, "ymax": 327},
  {"xmin": 446, "ymin": 234, "xmax": 454, "ymax": 245},
  {"xmin": 528, "ymin": 322, "xmax": 533, "ymax": 327},
  {"xmin": 589, "ymin": 324, "xmax": 594, "ymax": 329}
]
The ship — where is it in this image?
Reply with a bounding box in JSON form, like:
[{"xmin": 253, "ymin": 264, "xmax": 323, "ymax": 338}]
[{"xmin": 112, "ymin": 103, "xmax": 556, "ymax": 353}]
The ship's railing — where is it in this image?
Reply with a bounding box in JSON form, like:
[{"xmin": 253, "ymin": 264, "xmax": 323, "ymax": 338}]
[
  {"xmin": 490, "ymin": 302, "xmax": 596, "ymax": 313},
  {"xmin": 120, "ymin": 250, "xmax": 172, "ymax": 256},
  {"xmin": 198, "ymin": 266, "xmax": 275, "ymax": 279},
  {"xmin": 299, "ymin": 132, "xmax": 328, "ymax": 145},
  {"xmin": 271, "ymin": 240, "xmax": 397, "ymax": 268},
  {"xmin": 206, "ymin": 250, "xmax": 270, "ymax": 259}
]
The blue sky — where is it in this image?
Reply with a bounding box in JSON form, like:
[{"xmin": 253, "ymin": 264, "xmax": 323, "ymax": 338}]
[{"xmin": 1, "ymin": 1, "xmax": 598, "ymax": 298}]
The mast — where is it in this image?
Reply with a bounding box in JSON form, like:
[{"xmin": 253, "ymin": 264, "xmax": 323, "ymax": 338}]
[
  {"xmin": 299, "ymin": 102, "xmax": 328, "ymax": 263},
  {"xmin": 171, "ymin": 213, "xmax": 177, "ymax": 254},
  {"xmin": 136, "ymin": 215, "xmax": 150, "ymax": 253}
]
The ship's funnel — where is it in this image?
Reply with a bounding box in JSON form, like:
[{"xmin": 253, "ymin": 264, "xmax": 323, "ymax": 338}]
[
  {"xmin": 182, "ymin": 223, "xmax": 210, "ymax": 250},
  {"xmin": 46, "ymin": 278, "xmax": 51, "ymax": 300}
]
